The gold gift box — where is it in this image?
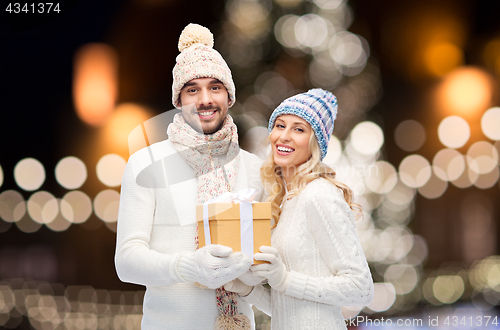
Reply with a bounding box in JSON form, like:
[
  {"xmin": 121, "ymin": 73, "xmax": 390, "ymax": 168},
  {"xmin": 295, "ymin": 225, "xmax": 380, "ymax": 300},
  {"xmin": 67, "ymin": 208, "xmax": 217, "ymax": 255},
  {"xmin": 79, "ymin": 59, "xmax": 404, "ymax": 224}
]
[{"xmin": 196, "ymin": 202, "xmax": 272, "ymax": 264}]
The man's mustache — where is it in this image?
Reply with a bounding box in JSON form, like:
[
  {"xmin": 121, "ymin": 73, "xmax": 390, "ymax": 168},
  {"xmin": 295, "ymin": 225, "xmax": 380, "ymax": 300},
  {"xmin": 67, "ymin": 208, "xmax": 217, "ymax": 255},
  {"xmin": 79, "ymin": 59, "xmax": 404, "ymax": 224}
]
[{"xmin": 196, "ymin": 105, "xmax": 220, "ymax": 112}]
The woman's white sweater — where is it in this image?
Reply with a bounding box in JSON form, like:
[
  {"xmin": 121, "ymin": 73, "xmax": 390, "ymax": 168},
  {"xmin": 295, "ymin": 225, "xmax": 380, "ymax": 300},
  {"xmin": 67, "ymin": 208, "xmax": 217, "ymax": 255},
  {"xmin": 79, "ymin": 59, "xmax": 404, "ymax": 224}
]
[{"xmin": 243, "ymin": 178, "xmax": 373, "ymax": 330}]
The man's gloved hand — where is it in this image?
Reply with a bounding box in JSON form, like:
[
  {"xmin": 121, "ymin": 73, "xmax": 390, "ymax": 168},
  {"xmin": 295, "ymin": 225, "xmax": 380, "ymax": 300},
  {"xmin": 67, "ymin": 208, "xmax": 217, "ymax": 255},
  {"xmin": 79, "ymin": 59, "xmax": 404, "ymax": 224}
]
[
  {"xmin": 177, "ymin": 244, "xmax": 252, "ymax": 289},
  {"xmin": 238, "ymin": 269, "xmax": 265, "ymax": 286},
  {"xmin": 251, "ymin": 246, "xmax": 290, "ymax": 292},
  {"xmin": 224, "ymin": 279, "xmax": 253, "ymax": 296}
]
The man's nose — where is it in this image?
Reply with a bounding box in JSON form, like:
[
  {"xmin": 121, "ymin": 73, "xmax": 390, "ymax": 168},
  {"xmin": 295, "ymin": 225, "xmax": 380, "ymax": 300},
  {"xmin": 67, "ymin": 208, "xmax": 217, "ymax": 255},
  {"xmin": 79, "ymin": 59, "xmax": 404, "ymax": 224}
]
[{"xmin": 198, "ymin": 89, "xmax": 213, "ymax": 107}]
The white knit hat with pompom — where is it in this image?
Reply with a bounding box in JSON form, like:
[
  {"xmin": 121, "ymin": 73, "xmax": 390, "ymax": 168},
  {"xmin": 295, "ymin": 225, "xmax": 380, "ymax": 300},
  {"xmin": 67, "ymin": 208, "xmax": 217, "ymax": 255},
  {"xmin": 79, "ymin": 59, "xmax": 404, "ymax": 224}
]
[{"xmin": 172, "ymin": 23, "xmax": 236, "ymax": 109}]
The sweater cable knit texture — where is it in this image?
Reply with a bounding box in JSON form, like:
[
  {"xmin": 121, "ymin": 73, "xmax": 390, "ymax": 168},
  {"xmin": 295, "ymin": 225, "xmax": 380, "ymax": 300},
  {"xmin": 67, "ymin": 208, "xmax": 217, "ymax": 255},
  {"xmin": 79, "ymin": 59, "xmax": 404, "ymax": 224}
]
[{"xmin": 243, "ymin": 178, "xmax": 373, "ymax": 330}]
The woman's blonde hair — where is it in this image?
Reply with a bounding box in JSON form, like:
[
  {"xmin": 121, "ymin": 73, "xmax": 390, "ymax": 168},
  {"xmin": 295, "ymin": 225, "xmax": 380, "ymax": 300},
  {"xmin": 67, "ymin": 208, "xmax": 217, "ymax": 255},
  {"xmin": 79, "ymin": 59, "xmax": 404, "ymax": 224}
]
[{"xmin": 260, "ymin": 132, "xmax": 361, "ymax": 228}]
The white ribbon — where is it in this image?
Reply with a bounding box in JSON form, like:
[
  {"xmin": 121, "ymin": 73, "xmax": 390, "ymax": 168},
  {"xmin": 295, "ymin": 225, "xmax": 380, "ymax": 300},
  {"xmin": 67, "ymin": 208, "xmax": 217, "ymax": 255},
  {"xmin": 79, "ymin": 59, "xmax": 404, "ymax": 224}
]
[{"xmin": 202, "ymin": 188, "xmax": 257, "ymax": 258}]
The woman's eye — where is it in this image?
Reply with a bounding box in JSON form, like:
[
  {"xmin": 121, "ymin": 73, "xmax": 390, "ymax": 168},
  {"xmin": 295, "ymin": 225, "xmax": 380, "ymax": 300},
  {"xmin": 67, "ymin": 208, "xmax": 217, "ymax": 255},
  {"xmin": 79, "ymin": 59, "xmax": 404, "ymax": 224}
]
[
  {"xmin": 295, "ymin": 127, "xmax": 304, "ymax": 132},
  {"xmin": 276, "ymin": 124, "xmax": 285, "ymax": 129}
]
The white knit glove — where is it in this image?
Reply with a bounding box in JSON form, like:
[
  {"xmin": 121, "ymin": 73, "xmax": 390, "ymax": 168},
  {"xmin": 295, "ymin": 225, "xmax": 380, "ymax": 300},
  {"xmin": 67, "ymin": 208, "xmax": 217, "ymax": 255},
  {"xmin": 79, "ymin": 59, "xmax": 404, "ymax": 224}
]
[
  {"xmin": 238, "ymin": 270, "xmax": 265, "ymax": 286},
  {"xmin": 177, "ymin": 245, "xmax": 252, "ymax": 289},
  {"xmin": 224, "ymin": 279, "xmax": 253, "ymax": 297},
  {"xmin": 251, "ymin": 246, "xmax": 290, "ymax": 292}
]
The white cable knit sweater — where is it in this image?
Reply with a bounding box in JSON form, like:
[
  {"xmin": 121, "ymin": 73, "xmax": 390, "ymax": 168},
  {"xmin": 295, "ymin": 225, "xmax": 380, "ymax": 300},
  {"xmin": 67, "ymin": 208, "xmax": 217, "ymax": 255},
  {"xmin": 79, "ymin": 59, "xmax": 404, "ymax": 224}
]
[{"xmin": 243, "ymin": 178, "xmax": 373, "ymax": 330}]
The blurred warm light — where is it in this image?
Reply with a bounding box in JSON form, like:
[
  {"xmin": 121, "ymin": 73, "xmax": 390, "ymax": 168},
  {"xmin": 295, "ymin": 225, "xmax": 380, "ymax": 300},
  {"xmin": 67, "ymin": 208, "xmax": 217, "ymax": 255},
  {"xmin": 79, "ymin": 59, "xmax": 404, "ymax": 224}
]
[
  {"xmin": 323, "ymin": 135, "xmax": 342, "ymax": 166},
  {"xmin": 384, "ymin": 264, "xmax": 418, "ymax": 294},
  {"xmin": 481, "ymin": 107, "xmax": 500, "ymax": 141},
  {"xmin": 433, "ymin": 275, "xmax": 464, "ymax": 304},
  {"xmin": 474, "ymin": 166, "xmax": 499, "ymax": 190},
  {"xmin": 96, "ymin": 154, "xmax": 126, "ymax": 187},
  {"xmin": 94, "ymin": 189, "xmax": 120, "ymax": 223},
  {"xmin": 385, "ymin": 180, "xmax": 415, "ymax": 206},
  {"xmin": 432, "ymin": 148, "xmax": 465, "ymax": 181},
  {"xmin": 0, "ymin": 190, "xmax": 26, "ymax": 223},
  {"xmin": 274, "ymin": 15, "xmax": 301, "ymax": 48},
  {"xmin": 14, "ymin": 158, "xmax": 46, "ymax": 191},
  {"xmin": 423, "ymin": 42, "xmax": 463, "ymax": 77},
  {"xmin": 60, "ymin": 191, "xmax": 92, "ymax": 224},
  {"xmin": 437, "ymin": 116, "xmax": 470, "ymax": 149},
  {"xmin": 437, "ymin": 67, "xmax": 493, "ymax": 118},
  {"xmin": 27, "ymin": 191, "xmax": 58, "ymax": 224},
  {"xmin": 73, "ymin": 43, "xmax": 118, "ymax": 126},
  {"xmin": 398, "ymin": 155, "xmax": 432, "ymax": 188},
  {"xmin": 245, "ymin": 129, "xmax": 271, "ymax": 164},
  {"xmin": 104, "ymin": 103, "xmax": 151, "ymax": 153},
  {"xmin": 55, "ymin": 156, "xmax": 87, "ymax": 190},
  {"xmin": 417, "ymin": 171, "xmax": 448, "ymax": 199},
  {"xmin": 329, "ymin": 32, "xmax": 368, "ymax": 74},
  {"xmin": 466, "ymin": 141, "xmax": 499, "ymax": 175},
  {"xmin": 16, "ymin": 212, "xmax": 42, "ymax": 233},
  {"xmin": 308, "ymin": 54, "xmax": 343, "ymax": 89},
  {"xmin": 46, "ymin": 208, "xmax": 72, "ymax": 232},
  {"xmin": 450, "ymin": 160, "xmax": 479, "ymax": 188},
  {"xmin": 483, "ymin": 39, "xmax": 500, "ymax": 72},
  {"xmin": 470, "ymin": 256, "xmax": 500, "ymax": 292},
  {"xmin": 364, "ymin": 161, "xmax": 397, "ymax": 194},
  {"xmin": 367, "ymin": 283, "xmax": 396, "ymax": 312},
  {"xmin": 227, "ymin": 0, "xmax": 270, "ymax": 39},
  {"xmin": 405, "ymin": 235, "xmax": 428, "ymax": 266},
  {"xmin": 0, "ymin": 164, "xmax": 3, "ymax": 188},
  {"xmin": 274, "ymin": 0, "xmax": 303, "ymax": 8},
  {"xmin": 394, "ymin": 120, "xmax": 426, "ymax": 152},
  {"xmin": 295, "ymin": 14, "xmax": 330, "ymax": 49},
  {"xmin": 350, "ymin": 121, "xmax": 384, "ymax": 155},
  {"xmin": 313, "ymin": 0, "xmax": 344, "ymax": 10}
]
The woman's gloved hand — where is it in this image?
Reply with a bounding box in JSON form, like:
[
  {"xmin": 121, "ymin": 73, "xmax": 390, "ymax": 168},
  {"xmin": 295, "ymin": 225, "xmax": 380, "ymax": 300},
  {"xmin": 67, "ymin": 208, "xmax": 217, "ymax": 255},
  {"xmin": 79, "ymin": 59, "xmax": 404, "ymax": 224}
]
[{"xmin": 251, "ymin": 246, "xmax": 289, "ymax": 292}]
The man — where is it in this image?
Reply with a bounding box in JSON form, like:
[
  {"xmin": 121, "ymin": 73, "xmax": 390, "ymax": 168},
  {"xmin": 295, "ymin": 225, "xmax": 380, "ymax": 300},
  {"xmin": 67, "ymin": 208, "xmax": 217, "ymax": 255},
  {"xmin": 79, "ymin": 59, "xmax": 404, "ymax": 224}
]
[{"xmin": 115, "ymin": 24, "xmax": 265, "ymax": 330}]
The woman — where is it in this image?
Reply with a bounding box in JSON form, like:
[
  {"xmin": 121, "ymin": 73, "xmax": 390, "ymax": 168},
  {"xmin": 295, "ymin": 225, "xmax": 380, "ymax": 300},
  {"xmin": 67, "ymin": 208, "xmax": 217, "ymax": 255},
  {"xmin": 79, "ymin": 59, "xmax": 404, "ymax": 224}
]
[{"xmin": 225, "ymin": 89, "xmax": 374, "ymax": 329}]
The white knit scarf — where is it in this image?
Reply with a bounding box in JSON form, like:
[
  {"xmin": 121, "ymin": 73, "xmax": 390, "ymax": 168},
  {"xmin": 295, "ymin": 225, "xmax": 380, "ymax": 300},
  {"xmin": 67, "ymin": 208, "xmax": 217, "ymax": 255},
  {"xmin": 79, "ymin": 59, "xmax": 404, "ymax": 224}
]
[{"xmin": 167, "ymin": 113, "xmax": 250, "ymax": 330}]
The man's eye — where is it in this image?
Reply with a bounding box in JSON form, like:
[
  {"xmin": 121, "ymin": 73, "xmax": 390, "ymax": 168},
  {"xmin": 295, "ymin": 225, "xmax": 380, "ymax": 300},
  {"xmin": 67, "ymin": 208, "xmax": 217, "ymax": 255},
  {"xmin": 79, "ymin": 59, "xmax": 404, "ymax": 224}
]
[
  {"xmin": 187, "ymin": 88, "xmax": 197, "ymax": 93},
  {"xmin": 211, "ymin": 85, "xmax": 221, "ymax": 90}
]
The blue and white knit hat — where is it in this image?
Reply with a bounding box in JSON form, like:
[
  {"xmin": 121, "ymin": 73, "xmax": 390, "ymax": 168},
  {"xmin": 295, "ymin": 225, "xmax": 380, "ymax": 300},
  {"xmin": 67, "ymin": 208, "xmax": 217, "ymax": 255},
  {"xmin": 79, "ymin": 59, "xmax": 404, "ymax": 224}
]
[{"xmin": 268, "ymin": 89, "xmax": 337, "ymax": 160}]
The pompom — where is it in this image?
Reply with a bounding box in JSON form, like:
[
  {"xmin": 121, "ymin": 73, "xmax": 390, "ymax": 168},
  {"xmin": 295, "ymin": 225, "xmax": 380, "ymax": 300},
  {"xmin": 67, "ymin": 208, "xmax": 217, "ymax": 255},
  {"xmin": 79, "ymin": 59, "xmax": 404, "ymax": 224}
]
[{"xmin": 178, "ymin": 23, "xmax": 214, "ymax": 52}]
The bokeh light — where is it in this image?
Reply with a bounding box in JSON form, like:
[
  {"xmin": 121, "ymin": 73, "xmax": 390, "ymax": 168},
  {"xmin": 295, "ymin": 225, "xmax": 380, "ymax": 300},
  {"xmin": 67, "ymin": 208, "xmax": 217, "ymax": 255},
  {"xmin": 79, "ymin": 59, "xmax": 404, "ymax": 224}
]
[
  {"xmin": 350, "ymin": 121, "xmax": 384, "ymax": 155},
  {"xmin": 55, "ymin": 156, "xmax": 88, "ymax": 190},
  {"xmin": 364, "ymin": 161, "xmax": 398, "ymax": 194},
  {"xmin": 394, "ymin": 120, "xmax": 426, "ymax": 152},
  {"xmin": 466, "ymin": 141, "xmax": 499, "ymax": 175},
  {"xmin": 417, "ymin": 171, "xmax": 448, "ymax": 199},
  {"xmin": 384, "ymin": 264, "xmax": 419, "ymax": 295},
  {"xmin": 432, "ymin": 148, "xmax": 465, "ymax": 181},
  {"xmin": 295, "ymin": 14, "xmax": 331, "ymax": 49},
  {"xmin": 0, "ymin": 190, "xmax": 26, "ymax": 223},
  {"xmin": 423, "ymin": 42, "xmax": 463, "ymax": 77},
  {"xmin": 96, "ymin": 154, "xmax": 126, "ymax": 187},
  {"xmin": 473, "ymin": 166, "xmax": 499, "ymax": 190},
  {"xmin": 437, "ymin": 67, "xmax": 493, "ymax": 118},
  {"xmin": 14, "ymin": 158, "xmax": 46, "ymax": 191},
  {"xmin": 432, "ymin": 275, "xmax": 464, "ymax": 304},
  {"xmin": 367, "ymin": 283, "xmax": 396, "ymax": 312},
  {"xmin": 226, "ymin": 0, "xmax": 271, "ymax": 40},
  {"xmin": 103, "ymin": 103, "xmax": 152, "ymax": 153},
  {"xmin": 27, "ymin": 191, "xmax": 59, "ymax": 224},
  {"xmin": 60, "ymin": 191, "xmax": 93, "ymax": 224},
  {"xmin": 481, "ymin": 107, "xmax": 500, "ymax": 141},
  {"xmin": 384, "ymin": 180, "xmax": 415, "ymax": 206},
  {"xmin": 437, "ymin": 116, "xmax": 470, "ymax": 149},
  {"xmin": 94, "ymin": 190, "xmax": 120, "ymax": 223},
  {"xmin": 15, "ymin": 212, "xmax": 42, "ymax": 233},
  {"xmin": 45, "ymin": 206, "xmax": 72, "ymax": 232},
  {"xmin": 398, "ymin": 155, "xmax": 432, "ymax": 188},
  {"xmin": 450, "ymin": 161, "xmax": 479, "ymax": 188},
  {"xmin": 323, "ymin": 135, "xmax": 342, "ymax": 166},
  {"xmin": 0, "ymin": 164, "xmax": 3, "ymax": 188},
  {"xmin": 73, "ymin": 43, "xmax": 118, "ymax": 126}
]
